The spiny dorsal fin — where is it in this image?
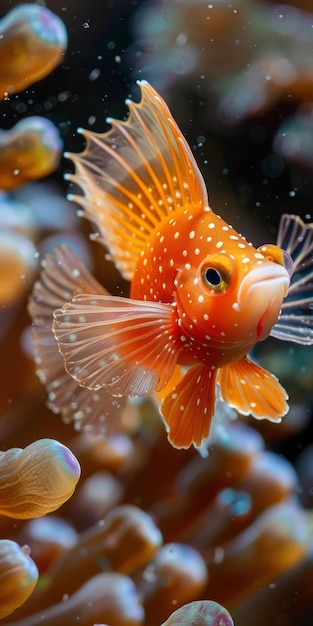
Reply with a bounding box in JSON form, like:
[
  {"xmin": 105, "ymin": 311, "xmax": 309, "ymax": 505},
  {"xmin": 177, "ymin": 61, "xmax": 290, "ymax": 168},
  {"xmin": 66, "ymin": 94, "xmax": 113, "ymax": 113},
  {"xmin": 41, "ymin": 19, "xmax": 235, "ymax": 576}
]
[{"xmin": 65, "ymin": 81, "xmax": 208, "ymax": 280}]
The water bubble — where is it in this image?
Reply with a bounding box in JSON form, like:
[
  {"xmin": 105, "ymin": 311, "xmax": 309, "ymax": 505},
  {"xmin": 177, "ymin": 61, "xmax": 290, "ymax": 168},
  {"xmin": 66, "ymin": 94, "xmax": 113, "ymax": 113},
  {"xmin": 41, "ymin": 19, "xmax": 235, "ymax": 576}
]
[
  {"xmin": 89, "ymin": 68, "xmax": 100, "ymax": 81},
  {"xmin": 218, "ymin": 488, "xmax": 252, "ymax": 516}
]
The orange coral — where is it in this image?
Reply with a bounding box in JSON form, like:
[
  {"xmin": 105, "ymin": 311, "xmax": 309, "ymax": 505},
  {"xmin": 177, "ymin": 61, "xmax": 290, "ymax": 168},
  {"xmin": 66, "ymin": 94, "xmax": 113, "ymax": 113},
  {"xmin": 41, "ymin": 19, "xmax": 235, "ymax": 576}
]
[{"xmin": 0, "ymin": 4, "xmax": 67, "ymax": 99}]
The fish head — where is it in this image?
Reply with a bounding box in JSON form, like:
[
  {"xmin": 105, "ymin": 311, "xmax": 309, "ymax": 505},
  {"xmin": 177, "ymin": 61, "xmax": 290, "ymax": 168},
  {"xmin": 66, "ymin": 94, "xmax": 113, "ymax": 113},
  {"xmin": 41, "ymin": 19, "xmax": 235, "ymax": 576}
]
[{"xmin": 175, "ymin": 236, "xmax": 290, "ymax": 352}]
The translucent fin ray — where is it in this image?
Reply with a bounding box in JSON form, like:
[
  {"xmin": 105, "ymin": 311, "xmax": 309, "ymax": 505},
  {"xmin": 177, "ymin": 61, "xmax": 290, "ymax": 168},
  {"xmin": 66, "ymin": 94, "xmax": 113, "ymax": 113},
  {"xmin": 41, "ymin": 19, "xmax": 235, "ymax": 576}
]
[
  {"xmin": 53, "ymin": 294, "xmax": 179, "ymax": 396},
  {"xmin": 28, "ymin": 245, "xmax": 107, "ymax": 383},
  {"xmin": 271, "ymin": 214, "xmax": 313, "ymax": 344},
  {"xmin": 28, "ymin": 246, "xmax": 122, "ymax": 434},
  {"xmin": 65, "ymin": 80, "xmax": 208, "ymax": 280},
  {"xmin": 217, "ymin": 357, "xmax": 288, "ymax": 421},
  {"xmin": 29, "ymin": 245, "xmax": 105, "ymax": 318}
]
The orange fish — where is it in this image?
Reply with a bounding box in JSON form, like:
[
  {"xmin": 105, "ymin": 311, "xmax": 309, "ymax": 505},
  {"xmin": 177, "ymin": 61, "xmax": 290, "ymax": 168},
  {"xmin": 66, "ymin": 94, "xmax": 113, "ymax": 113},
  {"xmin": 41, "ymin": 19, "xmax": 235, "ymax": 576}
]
[{"xmin": 28, "ymin": 81, "xmax": 313, "ymax": 449}]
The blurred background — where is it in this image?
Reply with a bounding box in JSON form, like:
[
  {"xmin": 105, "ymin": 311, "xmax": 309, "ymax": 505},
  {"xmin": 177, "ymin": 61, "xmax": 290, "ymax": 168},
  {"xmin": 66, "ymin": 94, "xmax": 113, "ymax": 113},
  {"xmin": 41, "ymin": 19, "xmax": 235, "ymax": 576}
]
[{"xmin": 1, "ymin": 1, "xmax": 313, "ymax": 625}]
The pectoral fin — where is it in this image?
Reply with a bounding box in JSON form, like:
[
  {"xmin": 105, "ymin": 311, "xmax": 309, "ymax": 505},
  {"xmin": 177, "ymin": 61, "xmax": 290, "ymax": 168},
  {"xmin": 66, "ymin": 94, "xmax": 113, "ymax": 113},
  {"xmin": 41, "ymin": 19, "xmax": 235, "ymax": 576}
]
[
  {"xmin": 160, "ymin": 365, "xmax": 217, "ymax": 449},
  {"xmin": 28, "ymin": 245, "xmax": 125, "ymax": 434},
  {"xmin": 217, "ymin": 357, "xmax": 288, "ymax": 421},
  {"xmin": 28, "ymin": 244, "xmax": 107, "ymax": 385},
  {"xmin": 53, "ymin": 295, "xmax": 179, "ymax": 397}
]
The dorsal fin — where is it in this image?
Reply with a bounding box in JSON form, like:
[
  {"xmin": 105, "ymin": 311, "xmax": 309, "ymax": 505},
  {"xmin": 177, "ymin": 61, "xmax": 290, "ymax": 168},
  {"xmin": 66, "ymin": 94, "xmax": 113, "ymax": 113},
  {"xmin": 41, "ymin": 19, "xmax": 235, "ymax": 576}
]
[{"xmin": 65, "ymin": 81, "xmax": 208, "ymax": 280}]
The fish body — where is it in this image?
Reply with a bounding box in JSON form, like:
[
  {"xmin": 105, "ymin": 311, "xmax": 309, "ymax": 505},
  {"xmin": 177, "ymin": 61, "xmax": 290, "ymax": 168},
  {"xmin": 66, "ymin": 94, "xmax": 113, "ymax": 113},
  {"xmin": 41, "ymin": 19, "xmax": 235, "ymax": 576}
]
[
  {"xmin": 131, "ymin": 205, "xmax": 288, "ymax": 368},
  {"xmin": 28, "ymin": 81, "xmax": 313, "ymax": 449}
]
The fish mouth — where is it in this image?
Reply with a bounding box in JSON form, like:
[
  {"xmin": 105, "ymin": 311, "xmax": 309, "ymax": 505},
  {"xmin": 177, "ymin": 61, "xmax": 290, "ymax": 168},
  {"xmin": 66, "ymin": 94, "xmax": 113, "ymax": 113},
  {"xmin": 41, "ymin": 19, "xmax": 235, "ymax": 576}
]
[{"xmin": 237, "ymin": 264, "xmax": 290, "ymax": 340}]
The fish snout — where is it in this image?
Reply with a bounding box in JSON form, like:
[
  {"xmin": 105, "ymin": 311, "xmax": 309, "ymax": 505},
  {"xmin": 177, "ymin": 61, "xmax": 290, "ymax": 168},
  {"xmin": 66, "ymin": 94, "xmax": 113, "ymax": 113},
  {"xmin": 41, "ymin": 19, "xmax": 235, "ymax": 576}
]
[
  {"xmin": 238, "ymin": 263, "xmax": 290, "ymax": 307},
  {"xmin": 237, "ymin": 263, "xmax": 290, "ymax": 339}
]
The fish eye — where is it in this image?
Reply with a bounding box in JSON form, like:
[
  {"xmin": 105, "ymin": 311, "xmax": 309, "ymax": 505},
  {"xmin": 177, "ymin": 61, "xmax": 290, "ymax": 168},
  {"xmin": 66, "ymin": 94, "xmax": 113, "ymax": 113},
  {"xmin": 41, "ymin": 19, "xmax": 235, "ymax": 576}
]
[
  {"xmin": 204, "ymin": 267, "xmax": 223, "ymax": 287},
  {"xmin": 201, "ymin": 255, "xmax": 233, "ymax": 292}
]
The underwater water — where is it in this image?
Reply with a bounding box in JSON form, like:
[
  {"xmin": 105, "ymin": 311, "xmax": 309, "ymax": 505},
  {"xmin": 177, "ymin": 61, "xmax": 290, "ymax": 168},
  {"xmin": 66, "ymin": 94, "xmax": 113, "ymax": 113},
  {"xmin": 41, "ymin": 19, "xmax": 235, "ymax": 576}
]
[{"xmin": 1, "ymin": 1, "xmax": 313, "ymax": 624}]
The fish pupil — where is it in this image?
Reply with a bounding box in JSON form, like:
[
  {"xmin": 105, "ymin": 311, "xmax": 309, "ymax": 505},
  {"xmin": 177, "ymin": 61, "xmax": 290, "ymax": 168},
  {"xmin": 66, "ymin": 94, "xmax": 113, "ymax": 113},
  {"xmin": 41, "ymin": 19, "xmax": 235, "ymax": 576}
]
[{"xmin": 205, "ymin": 267, "xmax": 223, "ymax": 286}]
